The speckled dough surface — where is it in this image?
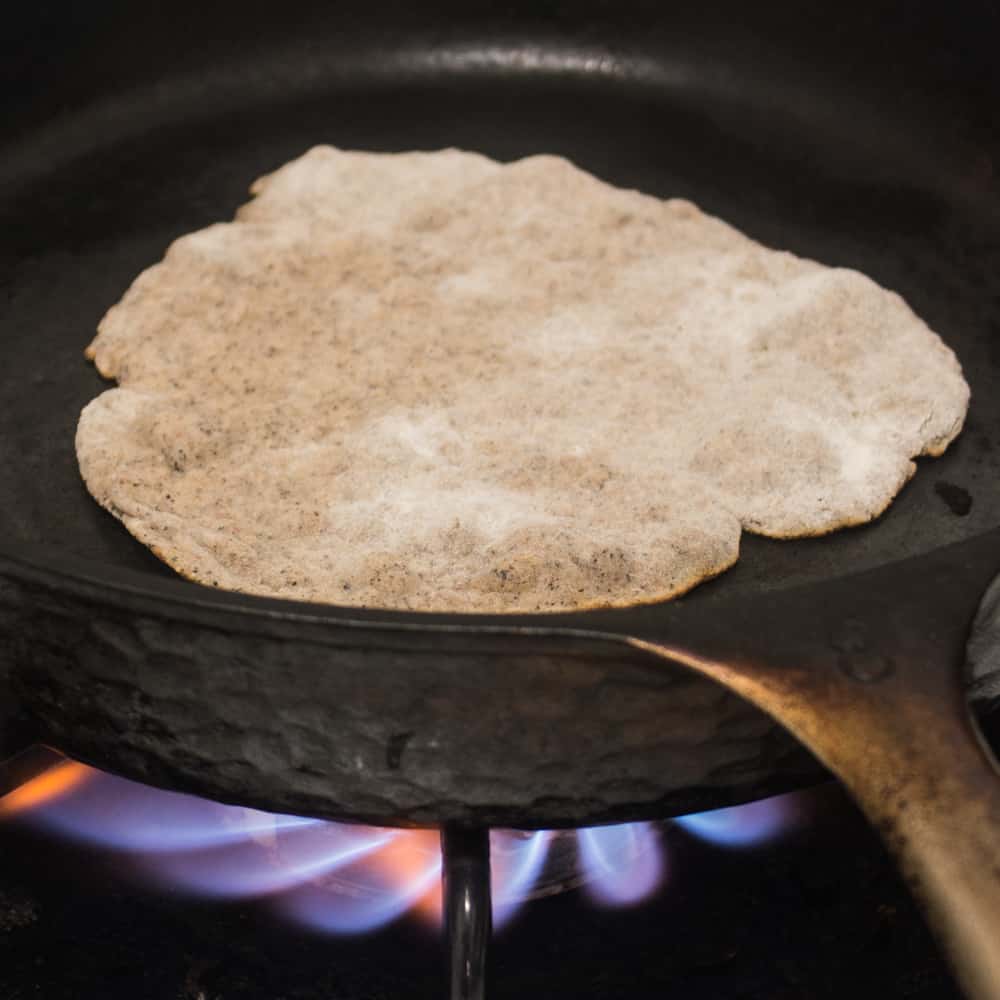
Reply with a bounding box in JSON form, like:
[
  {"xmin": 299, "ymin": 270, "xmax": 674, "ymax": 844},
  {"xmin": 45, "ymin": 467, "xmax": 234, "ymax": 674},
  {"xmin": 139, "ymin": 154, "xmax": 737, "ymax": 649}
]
[{"xmin": 76, "ymin": 147, "xmax": 969, "ymax": 612}]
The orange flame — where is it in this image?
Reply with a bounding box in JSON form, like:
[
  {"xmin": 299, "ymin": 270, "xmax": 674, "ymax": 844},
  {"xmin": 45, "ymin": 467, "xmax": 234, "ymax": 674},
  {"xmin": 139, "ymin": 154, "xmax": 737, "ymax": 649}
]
[
  {"xmin": 0, "ymin": 760, "xmax": 94, "ymax": 817},
  {"xmin": 369, "ymin": 829, "xmax": 443, "ymax": 923}
]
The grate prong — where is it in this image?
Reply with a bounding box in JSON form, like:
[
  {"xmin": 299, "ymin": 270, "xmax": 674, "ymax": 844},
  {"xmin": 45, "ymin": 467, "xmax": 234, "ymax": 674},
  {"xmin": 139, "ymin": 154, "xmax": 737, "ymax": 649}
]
[{"xmin": 441, "ymin": 825, "xmax": 491, "ymax": 1000}]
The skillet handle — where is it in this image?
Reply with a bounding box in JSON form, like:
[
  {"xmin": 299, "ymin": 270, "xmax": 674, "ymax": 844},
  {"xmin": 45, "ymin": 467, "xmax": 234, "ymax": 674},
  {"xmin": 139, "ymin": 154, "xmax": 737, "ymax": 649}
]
[
  {"xmin": 629, "ymin": 636, "xmax": 1000, "ymax": 1000},
  {"xmin": 816, "ymin": 694, "xmax": 1000, "ymax": 1000}
]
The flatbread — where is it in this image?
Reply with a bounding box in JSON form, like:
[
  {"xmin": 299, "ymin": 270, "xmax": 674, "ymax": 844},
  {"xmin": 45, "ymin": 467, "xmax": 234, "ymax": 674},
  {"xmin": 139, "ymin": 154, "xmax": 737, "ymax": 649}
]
[{"xmin": 76, "ymin": 146, "xmax": 969, "ymax": 613}]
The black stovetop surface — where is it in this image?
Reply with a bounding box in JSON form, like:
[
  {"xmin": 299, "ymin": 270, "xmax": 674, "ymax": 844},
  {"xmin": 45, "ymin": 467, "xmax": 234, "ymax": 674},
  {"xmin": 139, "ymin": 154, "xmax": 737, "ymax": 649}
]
[{"xmin": 0, "ymin": 781, "xmax": 959, "ymax": 1000}]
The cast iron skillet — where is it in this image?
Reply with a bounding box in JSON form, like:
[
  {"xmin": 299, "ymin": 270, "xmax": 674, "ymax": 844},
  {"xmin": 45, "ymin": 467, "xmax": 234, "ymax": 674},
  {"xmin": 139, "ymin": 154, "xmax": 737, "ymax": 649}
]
[{"xmin": 1, "ymin": 1, "xmax": 1000, "ymax": 995}]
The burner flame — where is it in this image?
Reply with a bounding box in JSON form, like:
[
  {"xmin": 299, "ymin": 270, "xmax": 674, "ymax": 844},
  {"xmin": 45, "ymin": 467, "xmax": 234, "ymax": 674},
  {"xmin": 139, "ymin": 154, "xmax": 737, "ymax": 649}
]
[
  {"xmin": 0, "ymin": 759, "xmax": 92, "ymax": 817},
  {"xmin": 577, "ymin": 822, "xmax": 662, "ymax": 906},
  {"xmin": 276, "ymin": 830, "xmax": 444, "ymax": 934},
  {"xmin": 144, "ymin": 824, "xmax": 398, "ymax": 899},
  {"xmin": 0, "ymin": 756, "xmax": 797, "ymax": 933},
  {"xmin": 673, "ymin": 796, "xmax": 796, "ymax": 847}
]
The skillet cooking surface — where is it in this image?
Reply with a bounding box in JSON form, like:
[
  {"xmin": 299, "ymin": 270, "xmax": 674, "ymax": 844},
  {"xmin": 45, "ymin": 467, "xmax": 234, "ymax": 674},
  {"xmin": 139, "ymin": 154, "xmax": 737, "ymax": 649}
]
[{"xmin": 2, "ymin": 1, "xmax": 999, "ymax": 632}]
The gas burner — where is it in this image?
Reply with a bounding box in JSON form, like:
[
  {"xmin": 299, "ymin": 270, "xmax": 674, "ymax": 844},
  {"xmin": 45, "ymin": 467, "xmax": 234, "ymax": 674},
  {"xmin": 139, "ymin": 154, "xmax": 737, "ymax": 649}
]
[
  {"xmin": 0, "ymin": 757, "xmax": 961, "ymax": 1000},
  {"xmin": 0, "ymin": 751, "xmax": 796, "ymax": 932}
]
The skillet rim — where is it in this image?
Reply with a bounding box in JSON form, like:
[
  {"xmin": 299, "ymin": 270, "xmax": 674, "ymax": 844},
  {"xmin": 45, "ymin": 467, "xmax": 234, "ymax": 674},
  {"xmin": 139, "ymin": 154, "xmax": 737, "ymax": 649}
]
[{"xmin": 3, "ymin": 528, "xmax": 1000, "ymax": 645}]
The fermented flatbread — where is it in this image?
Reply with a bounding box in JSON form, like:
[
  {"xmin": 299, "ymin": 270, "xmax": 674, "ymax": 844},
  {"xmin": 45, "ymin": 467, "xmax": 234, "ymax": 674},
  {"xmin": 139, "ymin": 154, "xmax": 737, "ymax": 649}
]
[{"xmin": 76, "ymin": 146, "xmax": 969, "ymax": 612}]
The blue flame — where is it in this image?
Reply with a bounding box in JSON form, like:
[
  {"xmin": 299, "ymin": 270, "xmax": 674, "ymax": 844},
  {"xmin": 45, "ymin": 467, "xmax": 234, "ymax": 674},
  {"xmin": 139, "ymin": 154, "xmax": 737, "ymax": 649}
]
[
  {"xmin": 141, "ymin": 824, "xmax": 399, "ymax": 899},
  {"xmin": 672, "ymin": 794, "xmax": 796, "ymax": 847},
  {"xmin": 1, "ymin": 758, "xmax": 799, "ymax": 934},
  {"xmin": 275, "ymin": 849, "xmax": 443, "ymax": 935},
  {"xmin": 18, "ymin": 769, "xmax": 320, "ymax": 851},
  {"xmin": 576, "ymin": 822, "xmax": 663, "ymax": 905},
  {"xmin": 492, "ymin": 830, "xmax": 552, "ymax": 928}
]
